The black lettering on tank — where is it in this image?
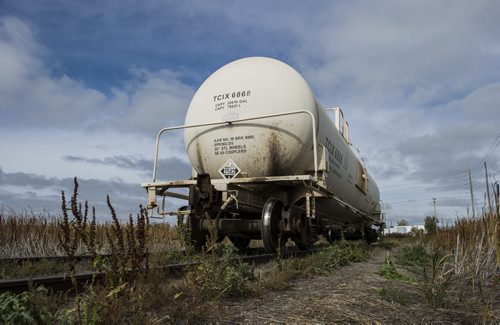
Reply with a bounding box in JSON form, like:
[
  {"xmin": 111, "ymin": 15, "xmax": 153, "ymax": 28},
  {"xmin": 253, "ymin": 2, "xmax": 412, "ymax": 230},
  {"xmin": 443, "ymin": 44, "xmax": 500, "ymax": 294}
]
[
  {"xmin": 212, "ymin": 134, "xmax": 255, "ymax": 156},
  {"xmin": 325, "ymin": 136, "xmax": 343, "ymax": 171}
]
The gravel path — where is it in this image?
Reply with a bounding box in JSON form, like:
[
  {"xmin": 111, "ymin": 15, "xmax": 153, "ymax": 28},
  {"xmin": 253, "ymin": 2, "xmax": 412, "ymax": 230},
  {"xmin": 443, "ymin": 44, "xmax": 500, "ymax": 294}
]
[{"xmin": 212, "ymin": 246, "xmax": 478, "ymax": 323}]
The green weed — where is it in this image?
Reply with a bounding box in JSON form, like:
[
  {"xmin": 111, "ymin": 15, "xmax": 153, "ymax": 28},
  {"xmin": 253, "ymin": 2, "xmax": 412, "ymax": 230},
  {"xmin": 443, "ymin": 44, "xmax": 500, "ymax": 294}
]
[
  {"xmin": 0, "ymin": 287, "xmax": 61, "ymax": 324},
  {"xmin": 379, "ymin": 254, "xmax": 413, "ymax": 282},
  {"xmin": 260, "ymin": 239, "xmax": 369, "ymax": 290},
  {"xmin": 186, "ymin": 245, "xmax": 253, "ymax": 298},
  {"xmin": 397, "ymin": 244, "xmax": 429, "ymax": 268},
  {"xmin": 420, "ymin": 250, "xmax": 454, "ymax": 308}
]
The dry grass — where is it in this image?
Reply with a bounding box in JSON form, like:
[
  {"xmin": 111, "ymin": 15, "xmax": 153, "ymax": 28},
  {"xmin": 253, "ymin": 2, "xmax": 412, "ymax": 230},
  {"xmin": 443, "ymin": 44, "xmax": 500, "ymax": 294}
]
[
  {"xmin": 428, "ymin": 214, "xmax": 499, "ymax": 278},
  {"xmin": 1, "ymin": 178, "xmax": 253, "ymax": 323},
  {"xmin": 0, "ymin": 209, "xmax": 180, "ymax": 258},
  {"xmin": 423, "ymin": 196, "xmax": 500, "ymax": 320}
]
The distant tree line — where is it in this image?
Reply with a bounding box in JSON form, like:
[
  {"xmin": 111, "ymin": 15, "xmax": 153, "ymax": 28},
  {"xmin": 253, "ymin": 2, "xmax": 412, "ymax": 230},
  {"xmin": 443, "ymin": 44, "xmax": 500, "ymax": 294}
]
[{"xmin": 394, "ymin": 217, "xmax": 439, "ymax": 235}]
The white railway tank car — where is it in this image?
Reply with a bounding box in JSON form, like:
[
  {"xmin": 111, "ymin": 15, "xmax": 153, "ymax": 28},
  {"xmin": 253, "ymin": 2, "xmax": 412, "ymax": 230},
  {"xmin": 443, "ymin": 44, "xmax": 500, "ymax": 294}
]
[{"xmin": 143, "ymin": 57, "xmax": 383, "ymax": 252}]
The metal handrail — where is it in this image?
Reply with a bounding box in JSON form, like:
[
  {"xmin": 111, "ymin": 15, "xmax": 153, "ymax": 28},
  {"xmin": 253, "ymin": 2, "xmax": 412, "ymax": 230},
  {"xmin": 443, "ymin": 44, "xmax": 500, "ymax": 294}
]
[{"xmin": 152, "ymin": 109, "xmax": 318, "ymax": 182}]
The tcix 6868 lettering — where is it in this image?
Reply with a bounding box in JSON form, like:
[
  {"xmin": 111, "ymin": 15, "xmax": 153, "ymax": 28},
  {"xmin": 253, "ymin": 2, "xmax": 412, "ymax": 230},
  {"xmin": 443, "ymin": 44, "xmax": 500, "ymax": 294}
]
[{"xmin": 213, "ymin": 90, "xmax": 251, "ymax": 102}]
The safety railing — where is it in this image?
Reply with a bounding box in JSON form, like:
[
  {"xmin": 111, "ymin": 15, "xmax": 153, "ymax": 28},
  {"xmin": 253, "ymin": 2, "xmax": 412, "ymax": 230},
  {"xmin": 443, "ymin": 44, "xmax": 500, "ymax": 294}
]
[{"xmin": 151, "ymin": 109, "xmax": 319, "ymax": 182}]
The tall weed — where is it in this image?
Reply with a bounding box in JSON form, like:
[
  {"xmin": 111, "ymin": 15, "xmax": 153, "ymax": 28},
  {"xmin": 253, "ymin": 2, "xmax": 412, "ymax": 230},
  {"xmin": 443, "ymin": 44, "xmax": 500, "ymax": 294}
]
[
  {"xmin": 425, "ymin": 195, "xmax": 499, "ymax": 319},
  {"xmin": 419, "ymin": 250, "xmax": 454, "ymax": 308}
]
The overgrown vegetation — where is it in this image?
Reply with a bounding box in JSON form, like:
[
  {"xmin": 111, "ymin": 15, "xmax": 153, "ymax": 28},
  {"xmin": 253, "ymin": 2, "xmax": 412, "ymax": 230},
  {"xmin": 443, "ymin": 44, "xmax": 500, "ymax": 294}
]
[
  {"xmin": 419, "ymin": 250, "xmax": 454, "ymax": 308},
  {"xmin": 0, "ymin": 204, "xmax": 180, "ymax": 259},
  {"xmin": 425, "ymin": 211, "xmax": 499, "ymax": 319},
  {"xmin": 260, "ymin": 239, "xmax": 369, "ymax": 290},
  {"xmin": 4, "ymin": 175, "xmax": 497, "ymax": 322},
  {"xmin": 381, "ymin": 243, "xmax": 454, "ymax": 309},
  {"xmin": 424, "ymin": 216, "xmax": 439, "ymax": 235},
  {"xmin": 186, "ymin": 245, "xmax": 254, "ymax": 298},
  {"xmin": 377, "ymin": 186, "xmax": 499, "ymax": 321},
  {"xmin": 397, "ymin": 244, "xmax": 429, "ymax": 269},
  {"xmin": 0, "ymin": 179, "xmax": 373, "ymax": 323},
  {"xmin": 0, "ymin": 287, "xmax": 62, "ymax": 324}
]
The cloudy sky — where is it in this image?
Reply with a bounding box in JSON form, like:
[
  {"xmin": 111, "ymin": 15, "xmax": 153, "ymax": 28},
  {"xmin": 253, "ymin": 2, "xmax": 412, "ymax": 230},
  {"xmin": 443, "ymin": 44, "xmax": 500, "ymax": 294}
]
[{"xmin": 1, "ymin": 1, "xmax": 499, "ymax": 225}]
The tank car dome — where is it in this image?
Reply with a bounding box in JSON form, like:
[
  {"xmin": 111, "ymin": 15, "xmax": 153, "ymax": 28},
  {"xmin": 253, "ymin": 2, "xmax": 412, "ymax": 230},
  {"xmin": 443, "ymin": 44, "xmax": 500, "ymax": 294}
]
[{"xmin": 184, "ymin": 57, "xmax": 320, "ymax": 178}]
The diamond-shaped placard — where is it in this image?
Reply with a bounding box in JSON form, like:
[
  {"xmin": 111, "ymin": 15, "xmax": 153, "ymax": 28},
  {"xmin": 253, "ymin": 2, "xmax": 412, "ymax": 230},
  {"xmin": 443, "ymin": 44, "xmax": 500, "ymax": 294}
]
[{"xmin": 219, "ymin": 158, "xmax": 241, "ymax": 179}]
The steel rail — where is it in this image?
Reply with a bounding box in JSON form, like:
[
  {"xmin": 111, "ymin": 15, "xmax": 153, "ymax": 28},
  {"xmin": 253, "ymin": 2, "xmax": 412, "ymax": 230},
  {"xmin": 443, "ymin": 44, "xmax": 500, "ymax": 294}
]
[
  {"xmin": 0, "ymin": 254, "xmax": 109, "ymax": 264},
  {"xmin": 0, "ymin": 247, "xmax": 322, "ymax": 294},
  {"xmin": 0, "ymin": 247, "xmax": 268, "ymax": 265}
]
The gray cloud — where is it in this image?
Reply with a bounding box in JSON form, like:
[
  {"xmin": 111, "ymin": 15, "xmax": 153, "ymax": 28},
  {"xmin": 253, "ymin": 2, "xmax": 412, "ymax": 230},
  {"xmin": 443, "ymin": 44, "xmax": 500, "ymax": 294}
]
[
  {"xmin": 0, "ymin": 189, "xmax": 62, "ymax": 215},
  {"xmin": 366, "ymin": 149, "xmax": 408, "ymax": 180},
  {"xmin": 394, "ymin": 83, "xmax": 500, "ymax": 187},
  {"xmin": 0, "ymin": 167, "xmax": 148, "ymax": 219},
  {"xmin": 297, "ymin": 2, "xmax": 500, "ymax": 108},
  {"xmin": 0, "ymin": 168, "xmax": 59, "ymax": 190},
  {"xmin": 62, "ymin": 155, "xmax": 192, "ymax": 180}
]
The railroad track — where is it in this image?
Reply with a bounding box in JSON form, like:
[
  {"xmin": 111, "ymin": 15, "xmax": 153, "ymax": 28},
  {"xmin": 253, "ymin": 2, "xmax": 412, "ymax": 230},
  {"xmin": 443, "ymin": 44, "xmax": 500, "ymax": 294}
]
[
  {"xmin": 0, "ymin": 254, "xmax": 109, "ymax": 264},
  {"xmin": 0, "ymin": 247, "xmax": 321, "ymax": 294},
  {"xmin": 0, "ymin": 247, "xmax": 268, "ymax": 264}
]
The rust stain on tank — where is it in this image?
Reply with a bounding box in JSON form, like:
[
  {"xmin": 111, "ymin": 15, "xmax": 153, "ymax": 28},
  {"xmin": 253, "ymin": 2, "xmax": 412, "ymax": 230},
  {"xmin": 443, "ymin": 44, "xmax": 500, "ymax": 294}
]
[
  {"xmin": 266, "ymin": 124, "xmax": 299, "ymax": 176},
  {"xmin": 195, "ymin": 141, "xmax": 205, "ymax": 173},
  {"xmin": 267, "ymin": 132, "xmax": 282, "ymax": 176}
]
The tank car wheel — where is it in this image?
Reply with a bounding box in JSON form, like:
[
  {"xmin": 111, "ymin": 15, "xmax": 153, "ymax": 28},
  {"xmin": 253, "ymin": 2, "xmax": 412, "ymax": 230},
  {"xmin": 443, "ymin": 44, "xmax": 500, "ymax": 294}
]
[
  {"xmin": 326, "ymin": 228, "xmax": 340, "ymax": 244},
  {"xmin": 229, "ymin": 236, "xmax": 251, "ymax": 252},
  {"xmin": 363, "ymin": 225, "xmax": 378, "ymax": 244},
  {"xmin": 261, "ymin": 198, "xmax": 285, "ymax": 253},
  {"xmin": 292, "ymin": 218, "xmax": 311, "ymax": 250}
]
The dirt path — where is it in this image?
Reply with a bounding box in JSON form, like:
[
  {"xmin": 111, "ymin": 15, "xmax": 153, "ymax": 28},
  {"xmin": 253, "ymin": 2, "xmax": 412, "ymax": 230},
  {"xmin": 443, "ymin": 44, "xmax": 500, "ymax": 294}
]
[{"xmin": 212, "ymin": 246, "xmax": 472, "ymax": 323}]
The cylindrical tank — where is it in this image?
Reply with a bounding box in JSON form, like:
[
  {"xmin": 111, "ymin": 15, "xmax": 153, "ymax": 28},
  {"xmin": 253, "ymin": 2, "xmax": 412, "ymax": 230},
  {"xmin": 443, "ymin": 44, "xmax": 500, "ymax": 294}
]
[
  {"xmin": 185, "ymin": 57, "xmax": 319, "ymax": 177},
  {"xmin": 184, "ymin": 57, "xmax": 380, "ymax": 217}
]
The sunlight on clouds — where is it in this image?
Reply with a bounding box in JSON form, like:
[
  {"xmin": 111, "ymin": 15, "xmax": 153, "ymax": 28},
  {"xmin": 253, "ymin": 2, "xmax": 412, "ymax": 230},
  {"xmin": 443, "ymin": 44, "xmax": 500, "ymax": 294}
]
[
  {"xmin": 0, "ymin": 17, "xmax": 44, "ymax": 91},
  {"xmin": 0, "ymin": 16, "xmax": 194, "ymax": 135}
]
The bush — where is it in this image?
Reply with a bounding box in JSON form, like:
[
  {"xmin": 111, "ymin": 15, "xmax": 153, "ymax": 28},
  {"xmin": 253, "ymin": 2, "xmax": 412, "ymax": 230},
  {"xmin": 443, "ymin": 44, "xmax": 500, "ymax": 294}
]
[
  {"xmin": 0, "ymin": 287, "xmax": 60, "ymax": 324},
  {"xmin": 186, "ymin": 245, "xmax": 253, "ymax": 298},
  {"xmin": 397, "ymin": 244, "xmax": 429, "ymax": 268},
  {"xmin": 424, "ymin": 216, "xmax": 439, "ymax": 235},
  {"xmin": 314, "ymin": 240, "xmax": 368, "ymax": 271}
]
